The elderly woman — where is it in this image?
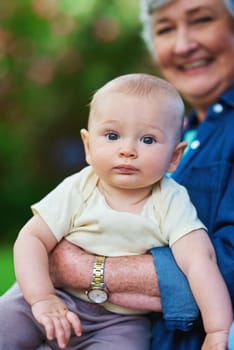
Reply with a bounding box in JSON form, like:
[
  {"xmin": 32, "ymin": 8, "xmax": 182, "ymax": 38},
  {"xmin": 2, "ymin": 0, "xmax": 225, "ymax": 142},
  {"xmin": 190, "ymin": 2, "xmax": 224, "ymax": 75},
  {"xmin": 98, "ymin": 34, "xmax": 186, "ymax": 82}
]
[
  {"xmin": 139, "ymin": 1, "xmax": 234, "ymax": 348},
  {"xmin": 1, "ymin": 0, "xmax": 234, "ymax": 349}
]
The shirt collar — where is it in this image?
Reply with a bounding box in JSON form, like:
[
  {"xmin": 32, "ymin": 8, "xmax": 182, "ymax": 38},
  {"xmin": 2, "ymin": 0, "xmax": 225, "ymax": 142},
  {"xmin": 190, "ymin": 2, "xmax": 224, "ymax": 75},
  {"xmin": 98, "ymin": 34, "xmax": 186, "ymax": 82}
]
[{"xmin": 186, "ymin": 85, "xmax": 234, "ymax": 130}]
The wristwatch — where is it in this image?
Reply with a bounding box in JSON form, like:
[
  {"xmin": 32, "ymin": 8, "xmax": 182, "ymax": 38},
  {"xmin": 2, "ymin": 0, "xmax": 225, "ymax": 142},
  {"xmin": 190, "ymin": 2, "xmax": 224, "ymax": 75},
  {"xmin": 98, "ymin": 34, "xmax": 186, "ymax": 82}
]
[{"xmin": 86, "ymin": 255, "xmax": 109, "ymax": 304}]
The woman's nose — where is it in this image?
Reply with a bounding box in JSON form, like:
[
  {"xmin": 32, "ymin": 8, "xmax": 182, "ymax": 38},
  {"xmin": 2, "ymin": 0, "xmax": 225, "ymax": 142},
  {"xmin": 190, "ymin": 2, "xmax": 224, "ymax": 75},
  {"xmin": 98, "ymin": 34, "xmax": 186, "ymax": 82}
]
[{"xmin": 173, "ymin": 27, "xmax": 198, "ymax": 55}]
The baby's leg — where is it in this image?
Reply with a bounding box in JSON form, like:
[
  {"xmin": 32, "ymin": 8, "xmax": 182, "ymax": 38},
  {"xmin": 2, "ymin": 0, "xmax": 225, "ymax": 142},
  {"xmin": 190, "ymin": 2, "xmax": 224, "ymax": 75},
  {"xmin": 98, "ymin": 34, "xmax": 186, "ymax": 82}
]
[
  {"xmin": 83, "ymin": 313, "xmax": 152, "ymax": 350},
  {"xmin": 54, "ymin": 297, "xmax": 152, "ymax": 350},
  {"xmin": 0, "ymin": 283, "xmax": 46, "ymax": 349}
]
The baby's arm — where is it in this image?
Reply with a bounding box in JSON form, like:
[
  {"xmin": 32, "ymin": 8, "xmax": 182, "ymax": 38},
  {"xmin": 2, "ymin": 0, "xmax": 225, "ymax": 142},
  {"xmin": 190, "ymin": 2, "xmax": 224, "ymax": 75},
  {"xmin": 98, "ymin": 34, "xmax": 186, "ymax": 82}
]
[
  {"xmin": 172, "ymin": 229, "xmax": 233, "ymax": 350},
  {"xmin": 14, "ymin": 214, "xmax": 81, "ymax": 349}
]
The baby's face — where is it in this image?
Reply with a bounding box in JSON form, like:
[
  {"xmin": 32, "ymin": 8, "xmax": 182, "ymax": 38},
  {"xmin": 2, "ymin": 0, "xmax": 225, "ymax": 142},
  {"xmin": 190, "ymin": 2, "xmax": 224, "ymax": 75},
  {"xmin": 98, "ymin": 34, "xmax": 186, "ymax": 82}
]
[{"xmin": 82, "ymin": 91, "xmax": 181, "ymax": 190}]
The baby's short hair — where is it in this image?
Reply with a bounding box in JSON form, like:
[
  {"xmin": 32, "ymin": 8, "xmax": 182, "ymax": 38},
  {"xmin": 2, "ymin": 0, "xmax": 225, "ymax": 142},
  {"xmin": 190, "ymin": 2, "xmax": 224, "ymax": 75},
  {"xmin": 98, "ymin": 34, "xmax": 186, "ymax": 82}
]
[
  {"xmin": 92, "ymin": 73, "xmax": 182, "ymax": 103},
  {"xmin": 89, "ymin": 73, "xmax": 185, "ymax": 141}
]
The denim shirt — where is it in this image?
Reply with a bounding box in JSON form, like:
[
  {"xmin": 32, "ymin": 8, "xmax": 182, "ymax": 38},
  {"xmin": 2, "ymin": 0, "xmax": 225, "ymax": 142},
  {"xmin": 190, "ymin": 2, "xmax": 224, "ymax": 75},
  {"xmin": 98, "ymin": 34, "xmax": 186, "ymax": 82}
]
[{"xmin": 151, "ymin": 86, "xmax": 234, "ymax": 332}]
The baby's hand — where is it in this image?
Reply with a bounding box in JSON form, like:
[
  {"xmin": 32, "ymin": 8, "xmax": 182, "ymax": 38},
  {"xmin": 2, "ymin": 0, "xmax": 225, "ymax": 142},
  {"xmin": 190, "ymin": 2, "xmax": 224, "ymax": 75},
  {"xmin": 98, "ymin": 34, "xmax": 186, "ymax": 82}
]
[
  {"xmin": 31, "ymin": 295, "xmax": 82, "ymax": 349},
  {"xmin": 202, "ymin": 330, "xmax": 229, "ymax": 350}
]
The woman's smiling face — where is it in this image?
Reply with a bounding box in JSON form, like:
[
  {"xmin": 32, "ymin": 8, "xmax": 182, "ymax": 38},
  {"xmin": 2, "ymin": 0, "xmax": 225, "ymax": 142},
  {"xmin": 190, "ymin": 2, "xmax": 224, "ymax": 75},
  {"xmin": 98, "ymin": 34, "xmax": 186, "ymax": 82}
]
[{"xmin": 151, "ymin": 0, "xmax": 234, "ymax": 111}]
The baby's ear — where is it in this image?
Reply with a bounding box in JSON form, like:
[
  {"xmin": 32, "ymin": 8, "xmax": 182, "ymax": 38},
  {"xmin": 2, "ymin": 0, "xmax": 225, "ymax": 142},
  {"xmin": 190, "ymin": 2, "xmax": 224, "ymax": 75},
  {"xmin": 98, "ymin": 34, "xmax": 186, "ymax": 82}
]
[
  {"xmin": 167, "ymin": 141, "xmax": 187, "ymax": 173},
  {"xmin": 80, "ymin": 128, "xmax": 91, "ymax": 164}
]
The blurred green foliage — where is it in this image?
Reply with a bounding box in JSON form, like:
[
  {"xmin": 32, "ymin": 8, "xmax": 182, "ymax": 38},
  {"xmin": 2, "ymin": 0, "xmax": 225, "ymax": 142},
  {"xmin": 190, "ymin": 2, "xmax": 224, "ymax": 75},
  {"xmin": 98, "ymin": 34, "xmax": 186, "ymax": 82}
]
[
  {"xmin": 0, "ymin": 244, "xmax": 14, "ymax": 294},
  {"xmin": 0, "ymin": 0, "xmax": 157, "ymax": 243}
]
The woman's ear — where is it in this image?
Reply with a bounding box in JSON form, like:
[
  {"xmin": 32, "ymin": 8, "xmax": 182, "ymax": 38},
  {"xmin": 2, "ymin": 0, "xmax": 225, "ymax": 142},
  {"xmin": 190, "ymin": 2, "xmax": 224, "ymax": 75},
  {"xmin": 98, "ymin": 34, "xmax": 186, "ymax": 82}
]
[
  {"xmin": 80, "ymin": 128, "xmax": 91, "ymax": 164},
  {"xmin": 167, "ymin": 141, "xmax": 187, "ymax": 173}
]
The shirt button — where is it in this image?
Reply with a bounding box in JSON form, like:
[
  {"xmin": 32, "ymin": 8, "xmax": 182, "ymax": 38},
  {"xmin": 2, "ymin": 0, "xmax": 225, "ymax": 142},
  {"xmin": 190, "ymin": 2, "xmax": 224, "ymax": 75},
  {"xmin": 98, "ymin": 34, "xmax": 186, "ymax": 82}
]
[
  {"xmin": 213, "ymin": 103, "xmax": 223, "ymax": 114},
  {"xmin": 190, "ymin": 140, "xmax": 200, "ymax": 150}
]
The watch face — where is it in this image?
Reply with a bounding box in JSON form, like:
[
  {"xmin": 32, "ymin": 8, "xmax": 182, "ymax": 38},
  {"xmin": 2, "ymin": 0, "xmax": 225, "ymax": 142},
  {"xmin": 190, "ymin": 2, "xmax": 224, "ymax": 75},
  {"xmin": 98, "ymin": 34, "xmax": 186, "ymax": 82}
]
[{"xmin": 87, "ymin": 289, "xmax": 108, "ymax": 304}]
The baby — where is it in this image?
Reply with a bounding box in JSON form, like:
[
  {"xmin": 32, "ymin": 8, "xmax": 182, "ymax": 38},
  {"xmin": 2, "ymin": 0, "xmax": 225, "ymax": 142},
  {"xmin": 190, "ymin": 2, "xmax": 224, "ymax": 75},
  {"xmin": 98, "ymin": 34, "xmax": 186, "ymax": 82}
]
[{"xmin": 12, "ymin": 73, "xmax": 233, "ymax": 349}]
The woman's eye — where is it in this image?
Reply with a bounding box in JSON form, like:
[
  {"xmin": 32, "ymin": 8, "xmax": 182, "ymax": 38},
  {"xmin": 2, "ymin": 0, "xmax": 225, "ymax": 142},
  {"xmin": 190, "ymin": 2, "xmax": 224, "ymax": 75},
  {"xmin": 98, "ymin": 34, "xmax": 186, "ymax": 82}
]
[
  {"xmin": 141, "ymin": 136, "xmax": 156, "ymax": 144},
  {"xmin": 105, "ymin": 132, "xmax": 119, "ymax": 140},
  {"xmin": 193, "ymin": 16, "xmax": 213, "ymax": 24},
  {"xmin": 156, "ymin": 26, "xmax": 174, "ymax": 35}
]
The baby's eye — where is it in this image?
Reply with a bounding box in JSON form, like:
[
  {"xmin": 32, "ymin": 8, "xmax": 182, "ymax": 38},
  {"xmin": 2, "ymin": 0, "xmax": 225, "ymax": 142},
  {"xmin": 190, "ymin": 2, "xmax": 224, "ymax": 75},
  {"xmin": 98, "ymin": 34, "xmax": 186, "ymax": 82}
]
[
  {"xmin": 105, "ymin": 132, "xmax": 119, "ymax": 141},
  {"xmin": 141, "ymin": 136, "xmax": 156, "ymax": 144}
]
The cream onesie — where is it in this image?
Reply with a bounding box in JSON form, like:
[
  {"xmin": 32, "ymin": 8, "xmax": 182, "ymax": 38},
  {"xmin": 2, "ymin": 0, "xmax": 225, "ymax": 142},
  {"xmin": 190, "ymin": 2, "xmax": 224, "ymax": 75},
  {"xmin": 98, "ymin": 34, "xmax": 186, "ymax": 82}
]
[{"xmin": 32, "ymin": 165, "xmax": 205, "ymax": 313}]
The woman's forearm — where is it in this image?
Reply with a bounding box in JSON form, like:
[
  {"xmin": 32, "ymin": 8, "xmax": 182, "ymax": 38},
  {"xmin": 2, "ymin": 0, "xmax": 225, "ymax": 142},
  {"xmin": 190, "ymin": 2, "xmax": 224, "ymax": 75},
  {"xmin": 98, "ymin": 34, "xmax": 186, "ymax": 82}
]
[
  {"xmin": 49, "ymin": 240, "xmax": 160, "ymax": 297},
  {"xmin": 105, "ymin": 254, "xmax": 160, "ymax": 296},
  {"xmin": 109, "ymin": 292, "xmax": 162, "ymax": 311}
]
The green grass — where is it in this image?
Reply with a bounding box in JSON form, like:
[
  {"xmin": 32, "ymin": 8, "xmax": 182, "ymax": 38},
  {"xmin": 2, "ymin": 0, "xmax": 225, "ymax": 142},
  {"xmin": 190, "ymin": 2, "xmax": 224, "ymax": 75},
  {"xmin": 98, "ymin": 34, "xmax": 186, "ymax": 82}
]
[{"xmin": 0, "ymin": 244, "xmax": 16, "ymax": 295}]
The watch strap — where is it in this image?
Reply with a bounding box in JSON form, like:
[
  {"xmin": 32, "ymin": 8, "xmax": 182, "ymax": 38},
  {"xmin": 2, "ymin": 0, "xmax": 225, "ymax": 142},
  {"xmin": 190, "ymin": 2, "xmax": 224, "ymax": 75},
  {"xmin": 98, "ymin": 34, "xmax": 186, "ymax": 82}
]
[{"xmin": 91, "ymin": 255, "xmax": 106, "ymax": 287}]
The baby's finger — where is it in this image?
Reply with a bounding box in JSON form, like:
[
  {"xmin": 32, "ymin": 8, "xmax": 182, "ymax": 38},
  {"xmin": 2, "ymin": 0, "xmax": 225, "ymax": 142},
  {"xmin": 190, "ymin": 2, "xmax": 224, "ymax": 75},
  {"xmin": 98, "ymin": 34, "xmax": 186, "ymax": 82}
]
[
  {"xmin": 67, "ymin": 311, "xmax": 82, "ymax": 336},
  {"xmin": 39, "ymin": 315, "xmax": 55, "ymax": 341},
  {"xmin": 60, "ymin": 316, "xmax": 71, "ymax": 344},
  {"xmin": 52, "ymin": 317, "xmax": 69, "ymax": 349}
]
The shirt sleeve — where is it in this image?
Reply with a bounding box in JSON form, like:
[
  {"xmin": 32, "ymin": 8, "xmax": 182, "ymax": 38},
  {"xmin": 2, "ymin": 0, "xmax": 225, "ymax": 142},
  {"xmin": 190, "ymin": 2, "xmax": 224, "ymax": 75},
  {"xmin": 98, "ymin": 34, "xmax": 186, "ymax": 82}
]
[
  {"xmin": 150, "ymin": 246, "xmax": 199, "ymax": 331},
  {"xmin": 31, "ymin": 173, "xmax": 85, "ymax": 241},
  {"xmin": 156, "ymin": 177, "xmax": 206, "ymax": 247}
]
